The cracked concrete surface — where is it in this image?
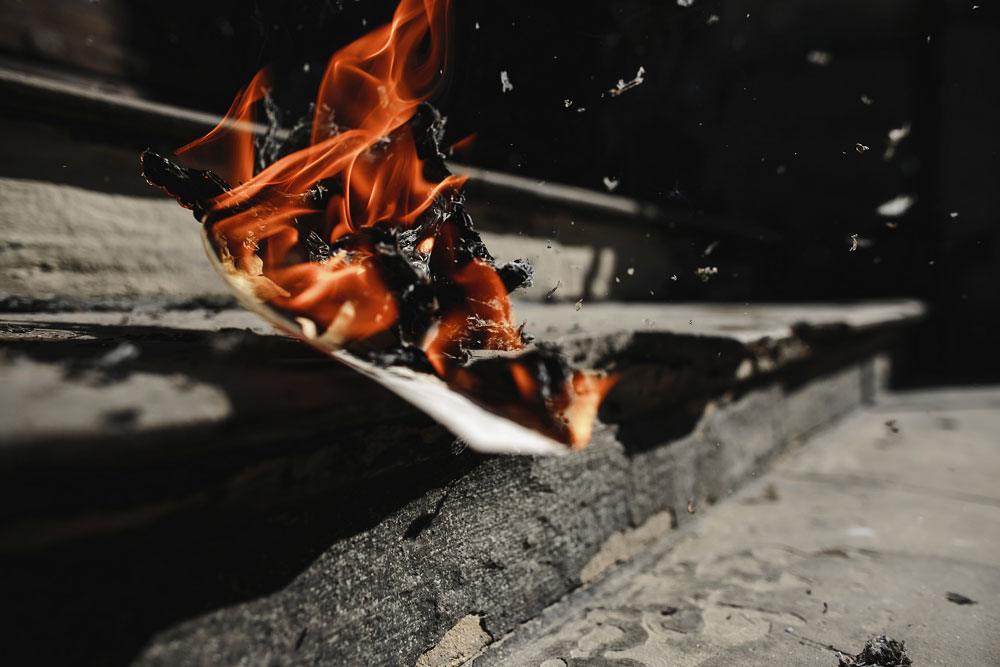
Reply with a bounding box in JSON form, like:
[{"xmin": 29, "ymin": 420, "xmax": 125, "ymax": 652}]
[{"xmin": 471, "ymin": 388, "xmax": 1000, "ymax": 666}]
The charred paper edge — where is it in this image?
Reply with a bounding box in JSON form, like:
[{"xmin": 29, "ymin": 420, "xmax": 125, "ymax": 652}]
[{"xmin": 199, "ymin": 231, "xmax": 568, "ymax": 456}]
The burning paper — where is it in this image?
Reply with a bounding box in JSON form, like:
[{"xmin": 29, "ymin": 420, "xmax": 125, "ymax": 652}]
[{"xmin": 141, "ymin": 0, "xmax": 613, "ymax": 453}]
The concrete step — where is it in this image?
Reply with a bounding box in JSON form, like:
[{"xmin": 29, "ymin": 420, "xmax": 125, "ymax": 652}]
[{"xmin": 0, "ymin": 299, "xmax": 921, "ymax": 666}]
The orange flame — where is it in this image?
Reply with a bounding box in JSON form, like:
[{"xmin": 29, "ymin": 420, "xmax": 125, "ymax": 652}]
[{"xmin": 171, "ymin": 0, "xmax": 612, "ymax": 447}]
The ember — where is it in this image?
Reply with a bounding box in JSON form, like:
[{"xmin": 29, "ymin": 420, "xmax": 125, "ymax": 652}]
[{"xmin": 141, "ymin": 0, "xmax": 613, "ymax": 449}]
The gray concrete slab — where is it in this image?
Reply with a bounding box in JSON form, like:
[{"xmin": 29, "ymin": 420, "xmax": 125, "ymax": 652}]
[
  {"xmin": 0, "ymin": 301, "xmax": 920, "ymax": 450},
  {"xmin": 469, "ymin": 388, "xmax": 1000, "ymax": 667}
]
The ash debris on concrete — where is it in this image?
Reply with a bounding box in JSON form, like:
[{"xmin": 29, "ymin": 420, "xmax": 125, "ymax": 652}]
[
  {"xmin": 838, "ymin": 634, "xmax": 911, "ymax": 667},
  {"xmin": 945, "ymin": 591, "xmax": 976, "ymax": 605}
]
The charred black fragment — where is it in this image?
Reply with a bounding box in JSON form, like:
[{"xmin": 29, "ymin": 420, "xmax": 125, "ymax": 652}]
[
  {"xmin": 359, "ymin": 345, "xmax": 434, "ymax": 373},
  {"xmin": 140, "ymin": 150, "xmax": 230, "ymax": 220},
  {"xmin": 330, "ymin": 225, "xmax": 437, "ymax": 347},
  {"xmin": 410, "ymin": 103, "xmax": 448, "ymax": 162},
  {"xmin": 497, "ymin": 259, "xmax": 534, "ymax": 293},
  {"xmin": 255, "ymin": 96, "xmax": 316, "ymax": 174},
  {"xmin": 466, "ymin": 346, "xmax": 572, "ymax": 405},
  {"xmin": 838, "ymin": 634, "xmax": 911, "ymax": 667}
]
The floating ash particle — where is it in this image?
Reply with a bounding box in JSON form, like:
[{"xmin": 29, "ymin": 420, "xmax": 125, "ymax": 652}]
[
  {"xmin": 849, "ymin": 234, "xmax": 859, "ymax": 252},
  {"xmin": 838, "ymin": 634, "xmax": 911, "ymax": 667},
  {"xmin": 807, "ymin": 50, "xmax": 832, "ymax": 66},
  {"xmin": 564, "ymin": 99, "xmax": 573, "ymax": 108},
  {"xmin": 303, "ymin": 63, "xmax": 311, "ymax": 72},
  {"xmin": 576, "ymin": 107, "xmax": 586, "ymax": 113},
  {"xmin": 603, "ymin": 176, "xmax": 619, "ymax": 192},
  {"xmin": 500, "ymin": 70, "xmax": 513, "ymax": 93},
  {"xmin": 545, "ymin": 281, "xmax": 562, "ymax": 299},
  {"xmin": 861, "ymin": 94, "xmax": 874, "ymax": 105},
  {"xmin": 474, "ymin": 21, "xmax": 480, "ymax": 30},
  {"xmin": 677, "ymin": 0, "xmax": 694, "ymax": 7},
  {"xmin": 855, "ymin": 143, "xmax": 870, "ymax": 153},
  {"xmin": 888, "ymin": 125, "xmax": 910, "ymax": 142},
  {"xmin": 950, "ymin": 211, "xmax": 959, "ymax": 218},
  {"xmin": 686, "ymin": 501, "xmax": 696, "ymax": 513},
  {"xmin": 695, "ymin": 266, "xmax": 718, "ymax": 282},
  {"xmin": 575, "ymin": 299, "xmax": 583, "ymax": 311},
  {"xmin": 883, "ymin": 122, "xmax": 911, "ymax": 160},
  {"xmin": 877, "ymin": 195, "xmax": 915, "ymax": 217},
  {"xmin": 707, "ymin": 14, "xmax": 720, "ymax": 24},
  {"xmin": 703, "ymin": 240, "xmax": 720, "ymax": 256},
  {"xmin": 671, "ymin": 274, "xmax": 678, "ymax": 281},
  {"xmin": 608, "ymin": 66, "xmax": 646, "ymax": 97},
  {"xmin": 884, "ymin": 419, "xmax": 899, "ymax": 434},
  {"xmin": 626, "ymin": 267, "xmax": 635, "ymax": 276},
  {"xmin": 885, "ymin": 221, "xmax": 898, "ymax": 229}
]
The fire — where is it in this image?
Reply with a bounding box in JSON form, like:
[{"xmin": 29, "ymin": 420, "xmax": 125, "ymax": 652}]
[{"xmin": 154, "ymin": 0, "xmax": 614, "ymax": 448}]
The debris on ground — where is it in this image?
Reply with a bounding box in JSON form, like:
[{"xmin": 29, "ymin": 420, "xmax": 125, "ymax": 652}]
[
  {"xmin": 838, "ymin": 634, "xmax": 911, "ymax": 667},
  {"xmin": 945, "ymin": 591, "xmax": 977, "ymax": 605}
]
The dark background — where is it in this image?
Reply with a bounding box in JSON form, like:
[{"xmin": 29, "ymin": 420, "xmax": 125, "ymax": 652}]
[{"xmin": 1, "ymin": 0, "xmax": 997, "ymax": 385}]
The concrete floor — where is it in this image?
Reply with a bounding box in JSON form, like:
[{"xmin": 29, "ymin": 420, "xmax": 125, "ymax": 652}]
[{"xmin": 469, "ymin": 388, "xmax": 1000, "ymax": 666}]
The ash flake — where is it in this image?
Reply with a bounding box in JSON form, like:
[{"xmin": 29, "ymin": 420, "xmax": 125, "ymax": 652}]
[
  {"xmin": 695, "ymin": 266, "xmax": 718, "ymax": 282},
  {"xmin": 877, "ymin": 195, "xmax": 915, "ymax": 217},
  {"xmin": 807, "ymin": 50, "xmax": 832, "ymax": 66},
  {"xmin": 500, "ymin": 71, "xmax": 513, "ymax": 93},
  {"xmin": 608, "ymin": 66, "xmax": 646, "ymax": 97}
]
